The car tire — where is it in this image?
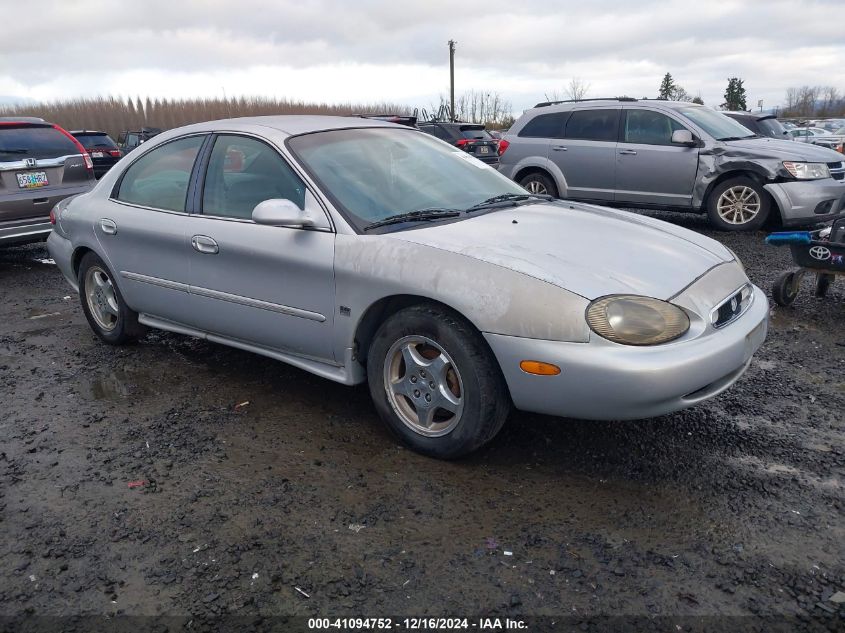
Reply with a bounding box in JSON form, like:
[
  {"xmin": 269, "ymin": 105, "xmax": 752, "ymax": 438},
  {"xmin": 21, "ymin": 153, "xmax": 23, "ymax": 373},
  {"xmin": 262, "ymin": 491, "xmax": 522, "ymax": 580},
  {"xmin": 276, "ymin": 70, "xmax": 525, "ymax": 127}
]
[
  {"xmin": 519, "ymin": 171, "xmax": 558, "ymax": 198},
  {"xmin": 706, "ymin": 177, "xmax": 772, "ymax": 231},
  {"xmin": 772, "ymin": 270, "xmax": 800, "ymax": 307},
  {"xmin": 366, "ymin": 304, "xmax": 511, "ymax": 459},
  {"xmin": 78, "ymin": 252, "xmax": 145, "ymax": 344},
  {"xmin": 814, "ymin": 273, "xmax": 834, "ymax": 298}
]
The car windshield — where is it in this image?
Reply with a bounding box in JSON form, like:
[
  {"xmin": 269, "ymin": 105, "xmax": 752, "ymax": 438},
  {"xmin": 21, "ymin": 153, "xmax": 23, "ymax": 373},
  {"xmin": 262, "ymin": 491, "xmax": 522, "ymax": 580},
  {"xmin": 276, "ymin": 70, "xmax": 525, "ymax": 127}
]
[
  {"xmin": 676, "ymin": 106, "xmax": 756, "ymax": 141},
  {"xmin": 74, "ymin": 133, "xmax": 117, "ymax": 149},
  {"xmin": 757, "ymin": 118, "xmax": 788, "ymax": 138},
  {"xmin": 288, "ymin": 127, "xmax": 526, "ymax": 231},
  {"xmin": 0, "ymin": 125, "xmax": 79, "ymax": 161}
]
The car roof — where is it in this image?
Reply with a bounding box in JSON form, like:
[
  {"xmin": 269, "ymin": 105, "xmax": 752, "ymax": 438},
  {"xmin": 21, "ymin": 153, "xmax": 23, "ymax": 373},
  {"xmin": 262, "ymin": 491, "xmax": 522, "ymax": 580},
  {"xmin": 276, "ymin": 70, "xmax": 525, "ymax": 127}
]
[
  {"xmin": 724, "ymin": 111, "xmax": 777, "ymax": 122},
  {"xmin": 531, "ymin": 98, "xmax": 700, "ymax": 113},
  {"xmin": 165, "ymin": 115, "xmax": 406, "ymax": 137},
  {"xmin": 0, "ymin": 116, "xmax": 47, "ymax": 123},
  {"xmin": 70, "ymin": 130, "xmax": 109, "ymax": 135}
]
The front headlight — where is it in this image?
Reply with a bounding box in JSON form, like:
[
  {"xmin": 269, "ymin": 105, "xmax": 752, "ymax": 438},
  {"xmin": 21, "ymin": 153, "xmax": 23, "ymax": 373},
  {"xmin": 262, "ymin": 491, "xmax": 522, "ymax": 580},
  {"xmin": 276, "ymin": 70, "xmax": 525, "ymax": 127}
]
[
  {"xmin": 586, "ymin": 296, "xmax": 690, "ymax": 345},
  {"xmin": 782, "ymin": 161, "xmax": 831, "ymax": 180}
]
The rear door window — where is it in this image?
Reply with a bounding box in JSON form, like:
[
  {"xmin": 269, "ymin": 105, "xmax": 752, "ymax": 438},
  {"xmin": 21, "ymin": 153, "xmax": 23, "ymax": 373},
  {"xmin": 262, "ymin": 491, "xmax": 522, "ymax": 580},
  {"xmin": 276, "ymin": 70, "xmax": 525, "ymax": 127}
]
[
  {"xmin": 564, "ymin": 109, "xmax": 620, "ymax": 142},
  {"xmin": 0, "ymin": 125, "xmax": 79, "ymax": 161},
  {"xmin": 623, "ymin": 109, "xmax": 687, "ymax": 145},
  {"xmin": 116, "ymin": 136, "xmax": 205, "ymax": 211},
  {"xmin": 519, "ymin": 113, "xmax": 568, "ymax": 138}
]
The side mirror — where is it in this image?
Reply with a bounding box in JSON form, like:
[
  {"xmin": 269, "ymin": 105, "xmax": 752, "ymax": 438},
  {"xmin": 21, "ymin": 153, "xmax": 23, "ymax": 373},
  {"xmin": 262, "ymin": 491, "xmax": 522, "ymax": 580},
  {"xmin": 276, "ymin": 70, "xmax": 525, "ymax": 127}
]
[
  {"xmin": 671, "ymin": 129, "xmax": 696, "ymax": 145},
  {"xmin": 252, "ymin": 199, "xmax": 315, "ymax": 228}
]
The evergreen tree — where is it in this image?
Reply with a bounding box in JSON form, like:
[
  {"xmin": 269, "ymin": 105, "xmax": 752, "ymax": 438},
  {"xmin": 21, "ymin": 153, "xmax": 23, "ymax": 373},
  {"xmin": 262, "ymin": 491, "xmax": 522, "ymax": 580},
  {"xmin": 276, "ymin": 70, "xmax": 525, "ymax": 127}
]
[
  {"xmin": 722, "ymin": 78, "xmax": 747, "ymax": 111},
  {"xmin": 658, "ymin": 73, "xmax": 676, "ymax": 100},
  {"xmin": 691, "ymin": 95, "xmax": 704, "ymax": 105}
]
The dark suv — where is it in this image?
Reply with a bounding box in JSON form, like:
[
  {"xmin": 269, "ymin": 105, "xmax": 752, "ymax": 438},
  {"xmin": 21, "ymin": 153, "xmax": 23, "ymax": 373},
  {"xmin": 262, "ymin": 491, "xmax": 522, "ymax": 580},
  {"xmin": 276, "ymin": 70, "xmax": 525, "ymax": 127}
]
[
  {"xmin": 116, "ymin": 126, "xmax": 162, "ymax": 154},
  {"xmin": 70, "ymin": 130, "xmax": 122, "ymax": 178},
  {"xmin": 418, "ymin": 122, "xmax": 500, "ymax": 165},
  {"xmin": 722, "ymin": 112, "xmax": 790, "ymax": 140},
  {"xmin": 0, "ymin": 117, "xmax": 95, "ymax": 246}
]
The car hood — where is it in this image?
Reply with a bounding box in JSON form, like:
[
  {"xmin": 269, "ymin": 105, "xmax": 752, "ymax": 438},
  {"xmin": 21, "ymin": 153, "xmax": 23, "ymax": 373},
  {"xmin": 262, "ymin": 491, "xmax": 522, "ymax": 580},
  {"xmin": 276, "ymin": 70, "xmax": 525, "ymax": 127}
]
[
  {"xmin": 720, "ymin": 137, "xmax": 844, "ymax": 161},
  {"xmin": 389, "ymin": 202, "xmax": 734, "ymax": 300}
]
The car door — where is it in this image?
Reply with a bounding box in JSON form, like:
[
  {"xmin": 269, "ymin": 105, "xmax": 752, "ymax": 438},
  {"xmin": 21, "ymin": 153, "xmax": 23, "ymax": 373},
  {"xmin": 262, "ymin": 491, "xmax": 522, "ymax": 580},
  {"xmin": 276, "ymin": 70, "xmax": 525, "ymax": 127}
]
[
  {"xmin": 614, "ymin": 108, "xmax": 699, "ymax": 207},
  {"xmin": 551, "ymin": 108, "xmax": 619, "ymax": 201},
  {"xmin": 185, "ymin": 133, "xmax": 336, "ymax": 361},
  {"xmin": 102, "ymin": 134, "xmax": 207, "ymax": 325},
  {"xmin": 507, "ymin": 112, "xmax": 568, "ymax": 176}
]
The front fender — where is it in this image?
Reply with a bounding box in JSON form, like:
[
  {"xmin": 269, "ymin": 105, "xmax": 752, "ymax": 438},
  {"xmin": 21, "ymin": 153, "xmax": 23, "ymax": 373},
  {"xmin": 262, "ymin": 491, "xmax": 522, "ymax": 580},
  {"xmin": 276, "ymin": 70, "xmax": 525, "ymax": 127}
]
[{"xmin": 333, "ymin": 234, "xmax": 590, "ymax": 365}]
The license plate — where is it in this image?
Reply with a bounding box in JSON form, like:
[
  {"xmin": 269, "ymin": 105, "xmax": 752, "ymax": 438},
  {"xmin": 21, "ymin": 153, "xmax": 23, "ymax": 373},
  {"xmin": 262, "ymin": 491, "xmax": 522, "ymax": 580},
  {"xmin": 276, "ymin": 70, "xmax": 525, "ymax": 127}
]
[
  {"xmin": 16, "ymin": 171, "xmax": 49, "ymax": 189},
  {"xmin": 91, "ymin": 151, "xmax": 104, "ymax": 158},
  {"xmin": 478, "ymin": 146, "xmax": 489, "ymax": 154}
]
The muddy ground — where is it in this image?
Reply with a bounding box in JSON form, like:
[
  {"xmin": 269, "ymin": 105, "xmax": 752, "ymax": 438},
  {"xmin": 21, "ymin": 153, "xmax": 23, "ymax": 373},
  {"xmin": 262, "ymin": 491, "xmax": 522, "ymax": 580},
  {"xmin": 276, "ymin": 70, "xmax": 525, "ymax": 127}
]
[{"xmin": 0, "ymin": 211, "xmax": 843, "ymax": 633}]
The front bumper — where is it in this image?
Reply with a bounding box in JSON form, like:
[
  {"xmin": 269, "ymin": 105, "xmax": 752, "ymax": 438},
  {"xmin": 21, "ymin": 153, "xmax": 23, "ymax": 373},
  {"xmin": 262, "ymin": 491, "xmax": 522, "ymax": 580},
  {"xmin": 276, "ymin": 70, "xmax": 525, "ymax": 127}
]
[
  {"xmin": 485, "ymin": 284, "xmax": 768, "ymax": 420},
  {"xmin": 764, "ymin": 179, "xmax": 845, "ymax": 226}
]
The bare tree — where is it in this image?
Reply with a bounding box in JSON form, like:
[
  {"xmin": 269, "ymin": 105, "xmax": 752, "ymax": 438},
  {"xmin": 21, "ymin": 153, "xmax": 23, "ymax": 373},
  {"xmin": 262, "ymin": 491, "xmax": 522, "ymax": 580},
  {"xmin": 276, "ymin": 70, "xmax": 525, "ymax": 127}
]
[{"xmin": 565, "ymin": 78, "xmax": 590, "ymax": 101}]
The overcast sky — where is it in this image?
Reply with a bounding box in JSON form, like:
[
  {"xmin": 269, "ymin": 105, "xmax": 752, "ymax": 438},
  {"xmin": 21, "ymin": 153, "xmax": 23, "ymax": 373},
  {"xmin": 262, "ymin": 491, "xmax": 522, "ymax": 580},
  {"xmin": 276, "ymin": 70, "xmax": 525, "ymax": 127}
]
[{"xmin": 1, "ymin": 0, "xmax": 843, "ymax": 114}]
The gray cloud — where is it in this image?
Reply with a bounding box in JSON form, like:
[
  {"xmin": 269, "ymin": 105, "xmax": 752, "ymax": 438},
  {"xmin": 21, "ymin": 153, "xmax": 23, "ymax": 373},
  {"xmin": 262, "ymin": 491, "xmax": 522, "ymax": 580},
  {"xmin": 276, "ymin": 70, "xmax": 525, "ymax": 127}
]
[{"xmin": 1, "ymin": 0, "xmax": 843, "ymax": 110}]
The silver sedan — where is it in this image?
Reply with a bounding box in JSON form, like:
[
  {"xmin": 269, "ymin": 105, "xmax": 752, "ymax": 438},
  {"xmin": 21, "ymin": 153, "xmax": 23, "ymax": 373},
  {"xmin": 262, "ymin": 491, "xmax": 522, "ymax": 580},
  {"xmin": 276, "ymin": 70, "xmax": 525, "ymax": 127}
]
[{"xmin": 47, "ymin": 116, "xmax": 768, "ymax": 458}]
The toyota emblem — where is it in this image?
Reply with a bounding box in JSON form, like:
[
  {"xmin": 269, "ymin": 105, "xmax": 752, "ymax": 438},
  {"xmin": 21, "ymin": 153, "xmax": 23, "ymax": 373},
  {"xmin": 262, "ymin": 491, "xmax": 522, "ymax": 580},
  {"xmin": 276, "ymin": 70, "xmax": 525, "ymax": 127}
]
[{"xmin": 809, "ymin": 246, "xmax": 831, "ymax": 261}]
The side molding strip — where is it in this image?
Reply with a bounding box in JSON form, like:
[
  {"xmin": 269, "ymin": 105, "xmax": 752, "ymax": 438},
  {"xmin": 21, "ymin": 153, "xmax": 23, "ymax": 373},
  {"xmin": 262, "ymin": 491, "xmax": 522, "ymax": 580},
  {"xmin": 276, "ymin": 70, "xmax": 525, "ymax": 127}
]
[{"xmin": 120, "ymin": 271, "xmax": 326, "ymax": 322}]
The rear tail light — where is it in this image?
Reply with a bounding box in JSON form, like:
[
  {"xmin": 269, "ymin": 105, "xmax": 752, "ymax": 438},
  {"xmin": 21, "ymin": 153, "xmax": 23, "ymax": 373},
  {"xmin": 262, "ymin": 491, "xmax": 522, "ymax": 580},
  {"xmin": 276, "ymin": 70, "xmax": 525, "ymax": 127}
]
[
  {"xmin": 456, "ymin": 139, "xmax": 471, "ymax": 148},
  {"xmin": 109, "ymin": 149, "xmax": 122, "ymax": 157},
  {"xmin": 498, "ymin": 139, "xmax": 510, "ymax": 156},
  {"xmin": 49, "ymin": 207, "xmax": 56, "ymax": 225},
  {"xmin": 53, "ymin": 124, "xmax": 94, "ymax": 172}
]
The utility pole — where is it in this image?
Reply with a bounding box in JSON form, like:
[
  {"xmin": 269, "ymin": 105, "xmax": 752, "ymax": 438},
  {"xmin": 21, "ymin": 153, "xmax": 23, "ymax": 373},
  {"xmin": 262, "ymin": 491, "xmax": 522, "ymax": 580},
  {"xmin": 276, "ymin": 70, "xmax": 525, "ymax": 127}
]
[{"xmin": 448, "ymin": 40, "xmax": 456, "ymax": 122}]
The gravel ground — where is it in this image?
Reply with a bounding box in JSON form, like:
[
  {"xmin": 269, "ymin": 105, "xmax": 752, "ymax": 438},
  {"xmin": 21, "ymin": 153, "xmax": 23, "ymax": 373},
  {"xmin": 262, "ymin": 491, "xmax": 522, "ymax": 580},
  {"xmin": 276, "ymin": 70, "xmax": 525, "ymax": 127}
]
[{"xmin": 0, "ymin": 210, "xmax": 843, "ymax": 633}]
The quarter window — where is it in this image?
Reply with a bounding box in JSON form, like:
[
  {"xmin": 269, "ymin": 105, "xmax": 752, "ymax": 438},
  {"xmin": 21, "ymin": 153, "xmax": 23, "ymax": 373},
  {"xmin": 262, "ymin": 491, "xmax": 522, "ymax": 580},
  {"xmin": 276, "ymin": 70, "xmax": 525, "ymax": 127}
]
[
  {"xmin": 116, "ymin": 136, "xmax": 204, "ymax": 211},
  {"xmin": 519, "ymin": 113, "xmax": 568, "ymax": 138},
  {"xmin": 202, "ymin": 135, "xmax": 306, "ymax": 219},
  {"xmin": 564, "ymin": 109, "xmax": 620, "ymax": 142},
  {"xmin": 623, "ymin": 109, "xmax": 687, "ymax": 145}
]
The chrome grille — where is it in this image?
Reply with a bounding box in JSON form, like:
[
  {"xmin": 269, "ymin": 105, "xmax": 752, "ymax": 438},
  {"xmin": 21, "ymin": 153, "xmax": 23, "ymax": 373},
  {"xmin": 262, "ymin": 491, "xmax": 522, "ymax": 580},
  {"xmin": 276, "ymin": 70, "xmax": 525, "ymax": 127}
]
[{"xmin": 711, "ymin": 284, "xmax": 753, "ymax": 329}]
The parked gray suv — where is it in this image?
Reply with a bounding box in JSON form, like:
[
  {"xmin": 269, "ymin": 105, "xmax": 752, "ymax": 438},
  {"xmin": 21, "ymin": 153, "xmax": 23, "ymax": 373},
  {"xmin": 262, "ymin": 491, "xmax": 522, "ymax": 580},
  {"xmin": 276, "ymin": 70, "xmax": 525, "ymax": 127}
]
[
  {"xmin": 1, "ymin": 117, "xmax": 95, "ymax": 246},
  {"xmin": 499, "ymin": 98, "xmax": 845, "ymax": 231}
]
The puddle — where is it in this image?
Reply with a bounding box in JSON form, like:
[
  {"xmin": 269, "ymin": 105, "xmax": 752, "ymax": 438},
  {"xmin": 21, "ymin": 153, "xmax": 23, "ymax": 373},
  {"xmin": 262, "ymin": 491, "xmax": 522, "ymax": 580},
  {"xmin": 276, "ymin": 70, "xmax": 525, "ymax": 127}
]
[{"xmin": 79, "ymin": 368, "xmax": 153, "ymax": 401}]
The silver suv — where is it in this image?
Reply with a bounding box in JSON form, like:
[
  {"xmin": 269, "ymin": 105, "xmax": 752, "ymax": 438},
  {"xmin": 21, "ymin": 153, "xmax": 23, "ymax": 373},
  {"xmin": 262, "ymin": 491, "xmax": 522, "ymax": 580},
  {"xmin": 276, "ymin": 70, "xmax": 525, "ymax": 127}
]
[{"xmin": 499, "ymin": 98, "xmax": 845, "ymax": 231}]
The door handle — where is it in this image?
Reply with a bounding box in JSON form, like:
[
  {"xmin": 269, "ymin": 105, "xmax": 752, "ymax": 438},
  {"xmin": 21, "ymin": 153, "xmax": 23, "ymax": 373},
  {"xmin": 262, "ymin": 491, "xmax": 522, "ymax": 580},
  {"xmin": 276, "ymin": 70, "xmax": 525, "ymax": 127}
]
[
  {"xmin": 191, "ymin": 235, "xmax": 219, "ymax": 254},
  {"xmin": 99, "ymin": 218, "xmax": 117, "ymax": 235},
  {"xmin": 618, "ymin": 149, "xmax": 638, "ymax": 155},
  {"xmin": 552, "ymin": 145, "xmax": 568, "ymax": 151}
]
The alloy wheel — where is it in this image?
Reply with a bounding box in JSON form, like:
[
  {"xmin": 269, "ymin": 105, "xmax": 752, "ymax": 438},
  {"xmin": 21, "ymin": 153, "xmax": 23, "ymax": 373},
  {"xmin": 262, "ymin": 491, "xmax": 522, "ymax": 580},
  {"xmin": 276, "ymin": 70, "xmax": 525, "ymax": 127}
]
[
  {"xmin": 85, "ymin": 266, "xmax": 119, "ymax": 331},
  {"xmin": 716, "ymin": 186, "xmax": 761, "ymax": 225},
  {"xmin": 383, "ymin": 335, "xmax": 464, "ymax": 437},
  {"xmin": 525, "ymin": 180, "xmax": 548, "ymax": 195}
]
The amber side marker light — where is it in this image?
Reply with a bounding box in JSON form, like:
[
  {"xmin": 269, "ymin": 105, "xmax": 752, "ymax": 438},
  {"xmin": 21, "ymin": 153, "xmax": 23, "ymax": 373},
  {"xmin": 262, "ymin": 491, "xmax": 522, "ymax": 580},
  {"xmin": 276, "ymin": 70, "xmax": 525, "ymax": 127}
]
[{"xmin": 519, "ymin": 360, "xmax": 561, "ymax": 376}]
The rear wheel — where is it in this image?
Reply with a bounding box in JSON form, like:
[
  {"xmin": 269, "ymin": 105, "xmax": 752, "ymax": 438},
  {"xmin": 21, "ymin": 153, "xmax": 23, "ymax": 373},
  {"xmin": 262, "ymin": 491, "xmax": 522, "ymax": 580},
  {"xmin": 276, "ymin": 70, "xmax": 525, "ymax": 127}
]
[
  {"xmin": 772, "ymin": 270, "xmax": 800, "ymax": 306},
  {"xmin": 367, "ymin": 304, "xmax": 511, "ymax": 459},
  {"xmin": 519, "ymin": 171, "xmax": 558, "ymax": 198},
  {"xmin": 706, "ymin": 177, "xmax": 771, "ymax": 231},
  {"xmin": 78, "ymin": 252, "xmax": 145, "ymax": 344}
]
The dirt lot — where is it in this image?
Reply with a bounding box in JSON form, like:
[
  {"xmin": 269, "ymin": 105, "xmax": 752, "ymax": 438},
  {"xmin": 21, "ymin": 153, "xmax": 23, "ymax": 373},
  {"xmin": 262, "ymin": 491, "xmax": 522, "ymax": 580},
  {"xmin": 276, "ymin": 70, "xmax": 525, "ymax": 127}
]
[{"xmin": 1, "ymin": 212, "xmax": 843, "ymax": 632}]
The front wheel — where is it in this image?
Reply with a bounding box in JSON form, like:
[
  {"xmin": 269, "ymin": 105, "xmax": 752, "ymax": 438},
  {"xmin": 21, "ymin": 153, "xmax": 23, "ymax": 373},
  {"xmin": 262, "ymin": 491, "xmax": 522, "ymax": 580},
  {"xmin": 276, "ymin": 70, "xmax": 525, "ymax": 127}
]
[
  {"xmin": 367, "ymin": 304, "xmax": 511, "ymax": 459},
  {"xmin": 706, "ymin": 177, "xmax": 771, "ymax": 231}
]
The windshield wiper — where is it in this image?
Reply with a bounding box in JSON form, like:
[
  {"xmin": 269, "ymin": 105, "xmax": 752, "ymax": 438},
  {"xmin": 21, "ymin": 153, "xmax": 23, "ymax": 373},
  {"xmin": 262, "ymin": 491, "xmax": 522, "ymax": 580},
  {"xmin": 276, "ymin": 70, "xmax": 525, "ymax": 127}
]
[
  {"xmin": 465, "ymin": 192, "xmax": 552, "ymax": 213},
  {"xmin": 718, "ymin": 135, "xmax": 758, "ymax": 141},
  {"xmin": 1, "ymin": 148, "xmax": 30, "ymax": 154},
  {"xmin": 363, "ymin": 208, "xmax": 461, "ymax": 231}
]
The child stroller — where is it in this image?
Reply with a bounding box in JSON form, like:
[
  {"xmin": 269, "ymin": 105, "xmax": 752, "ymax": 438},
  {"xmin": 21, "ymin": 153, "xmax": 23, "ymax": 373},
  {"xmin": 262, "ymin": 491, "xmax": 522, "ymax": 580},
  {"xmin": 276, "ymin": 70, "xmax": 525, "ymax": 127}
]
[{"xmin": 766, "ymin": 216, "xmax": 845, "ymax": 306}]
